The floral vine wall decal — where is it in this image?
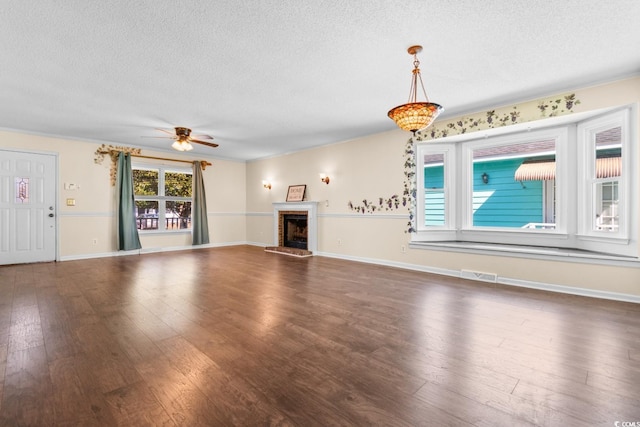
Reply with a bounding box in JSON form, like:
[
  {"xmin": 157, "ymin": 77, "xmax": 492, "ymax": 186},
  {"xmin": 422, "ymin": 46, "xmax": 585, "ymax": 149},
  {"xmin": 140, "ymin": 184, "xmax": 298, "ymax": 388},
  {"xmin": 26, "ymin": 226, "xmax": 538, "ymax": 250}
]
[
  {"xmin": 94, "ymin": 144, "xmax": 142, "ymax": 186},
  {"xmin": 348, "ymin": 138, "xmax": 417, "ymax": 233},
  {"xmin": 347, "ymin": 92, "xmax": 581, "ymax": 234},
  {"xmin": 415, "ymin": 93, "xmax": 580, "ymax": 140}
]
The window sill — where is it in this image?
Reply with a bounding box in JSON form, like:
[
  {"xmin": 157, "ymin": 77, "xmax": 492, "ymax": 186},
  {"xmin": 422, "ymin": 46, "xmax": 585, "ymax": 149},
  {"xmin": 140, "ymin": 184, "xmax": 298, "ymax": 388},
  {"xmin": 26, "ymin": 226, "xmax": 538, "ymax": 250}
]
[
  {"xmin": 138, "ymin": 230, "xmax": 192, "ymax": 235},
  {"xmin": 409, "ymin": 240, "xmax": 640, "ymax": 267}
]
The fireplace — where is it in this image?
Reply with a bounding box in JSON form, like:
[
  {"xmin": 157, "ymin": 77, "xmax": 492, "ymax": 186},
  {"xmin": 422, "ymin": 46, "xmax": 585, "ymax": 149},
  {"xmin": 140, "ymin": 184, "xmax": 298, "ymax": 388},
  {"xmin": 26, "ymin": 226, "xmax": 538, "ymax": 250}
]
[
  {"xmin": 281, "ymin": 213, "xmax": 308, "ymax": 249},
  {"xmin": 272, "ymin": 202, "xmax": 318, "ymax": 254}
]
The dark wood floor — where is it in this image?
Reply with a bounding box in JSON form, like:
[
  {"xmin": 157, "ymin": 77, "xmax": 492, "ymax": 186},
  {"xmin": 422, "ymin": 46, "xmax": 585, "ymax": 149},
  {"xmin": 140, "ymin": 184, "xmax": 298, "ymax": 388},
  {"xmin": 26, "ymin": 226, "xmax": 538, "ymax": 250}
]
[{"xmin": 1, "ymin": 245, "xmax": 639, "ymax": 426}]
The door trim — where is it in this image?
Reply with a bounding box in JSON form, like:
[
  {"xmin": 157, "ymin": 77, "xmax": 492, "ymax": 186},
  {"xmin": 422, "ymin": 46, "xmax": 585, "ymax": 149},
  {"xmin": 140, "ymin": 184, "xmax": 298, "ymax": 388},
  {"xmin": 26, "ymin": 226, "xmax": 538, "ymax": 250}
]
[{"xmin": 0, "ymin": 148, "xmax": 59, "ymax": 264}]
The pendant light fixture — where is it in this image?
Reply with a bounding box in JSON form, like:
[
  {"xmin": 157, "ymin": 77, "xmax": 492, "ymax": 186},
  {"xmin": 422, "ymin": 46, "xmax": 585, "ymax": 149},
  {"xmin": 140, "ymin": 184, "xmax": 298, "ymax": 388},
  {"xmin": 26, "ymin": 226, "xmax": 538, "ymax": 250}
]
[{"xmin": 387, "ymin": 45, "xmax": 443, "ymax": 134}]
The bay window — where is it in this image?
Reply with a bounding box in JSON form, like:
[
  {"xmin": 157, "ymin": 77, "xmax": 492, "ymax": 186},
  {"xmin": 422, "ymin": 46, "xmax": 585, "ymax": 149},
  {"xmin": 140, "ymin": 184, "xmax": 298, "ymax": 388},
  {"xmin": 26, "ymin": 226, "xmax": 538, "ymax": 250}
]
[{"xmin": 414, "ymin": 106, "xmax": 637, "ymax": 258}]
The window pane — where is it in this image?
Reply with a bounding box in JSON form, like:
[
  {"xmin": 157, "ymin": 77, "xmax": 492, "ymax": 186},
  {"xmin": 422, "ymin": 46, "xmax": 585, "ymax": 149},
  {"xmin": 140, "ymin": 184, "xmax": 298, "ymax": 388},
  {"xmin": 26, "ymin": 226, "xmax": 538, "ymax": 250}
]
[
  {"xmin": 133, "ymin": 167, "xmax": 194, "ymax": 232},
  {"xmin": 473, "ymin": 139, "xmax": 556, "ymax": 229},
  {"xmin": 166, "ymin": 201, "xmax": 191, "ymax": 230},
  {"xmin": 133, "ymin": 169, "xmax": 158, "ymax": 195},
  {"xmin": 135, "ymin": 200, "xmax": 158, "ymax": 230},
  {"xmin": 15, "ymin": 177, "xmax": 29, "ymax": 203},
  {"xmin": 594, "ymin": 181, "xmax": 619, "ymax": 232},
  {"xmin": 165, "ymin": 172, "xmax": 192, "ymax": 197},
  {"xmin": 424, "ymin": 154, "xmax": 445, "ymax": 226},
  {"xmin": 595, "ymin": 126, "xmax": 621, "ymax": 178},
  {"xmin": 592, "ymin": 126, "xmax": 621, "ymax": 232}
]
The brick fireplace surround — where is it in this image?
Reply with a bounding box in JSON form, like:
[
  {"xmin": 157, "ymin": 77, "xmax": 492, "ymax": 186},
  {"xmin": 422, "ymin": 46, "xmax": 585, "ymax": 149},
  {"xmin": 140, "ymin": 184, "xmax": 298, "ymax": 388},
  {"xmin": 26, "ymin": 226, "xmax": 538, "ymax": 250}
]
[{"xmin": 272, "ymin": 201, "xmax": 318, "ymax": 253}]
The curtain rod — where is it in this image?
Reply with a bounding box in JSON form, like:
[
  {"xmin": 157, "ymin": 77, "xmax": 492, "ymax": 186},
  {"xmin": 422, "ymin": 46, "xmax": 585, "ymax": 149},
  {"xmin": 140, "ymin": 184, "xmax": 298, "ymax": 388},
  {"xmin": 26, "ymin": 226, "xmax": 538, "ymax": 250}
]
[
  {"xmin": 130, "ymin": 153, "xmax": 212, "ymax": 170},
  {"xmin": 95, "ymin": 147, "xmax": 212, "ymax": 170}
]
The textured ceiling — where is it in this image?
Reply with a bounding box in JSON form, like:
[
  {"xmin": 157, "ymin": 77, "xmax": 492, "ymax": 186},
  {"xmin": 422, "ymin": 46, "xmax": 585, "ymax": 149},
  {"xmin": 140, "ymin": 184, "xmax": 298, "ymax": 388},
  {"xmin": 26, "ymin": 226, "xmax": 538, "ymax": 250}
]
[{"xmin": 1, "ymin": 0, "xmax": 640, "ymax": 161}]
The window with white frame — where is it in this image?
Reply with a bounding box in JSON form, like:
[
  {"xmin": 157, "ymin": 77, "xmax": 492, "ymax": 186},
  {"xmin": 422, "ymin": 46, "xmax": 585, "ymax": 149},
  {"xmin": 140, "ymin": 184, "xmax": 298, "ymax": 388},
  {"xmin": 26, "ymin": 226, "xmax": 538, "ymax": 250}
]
[
  {"xmin": 132, "ymin": 165, "xmax": 193, "ymax": 232},
  {"xmin": 414, "ymin": 106, "xmax": 636, "ymax": 257}
]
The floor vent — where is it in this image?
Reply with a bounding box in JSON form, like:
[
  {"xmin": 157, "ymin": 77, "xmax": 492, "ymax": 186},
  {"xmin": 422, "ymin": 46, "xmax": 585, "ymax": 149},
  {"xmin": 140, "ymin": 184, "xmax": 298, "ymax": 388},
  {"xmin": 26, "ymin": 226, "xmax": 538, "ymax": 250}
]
[{"xmin": 460, "ymin": 269, "xmax": 498, "ymax": 283}]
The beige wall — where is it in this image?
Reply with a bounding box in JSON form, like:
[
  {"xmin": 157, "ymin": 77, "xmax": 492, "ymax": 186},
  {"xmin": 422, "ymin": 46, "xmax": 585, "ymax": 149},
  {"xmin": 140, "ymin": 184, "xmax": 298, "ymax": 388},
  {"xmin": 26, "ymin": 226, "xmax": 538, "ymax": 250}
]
[
  {"xmin": 1, "ymin": 76, "xmax": 639, "ymax": 299},
  {"xmin": 246, "ymin": 76, "xmax": 640, "ymax": 297},
  {"xmin": 0, "ymin": 131, "xmax": 247, "ymax": 258}
]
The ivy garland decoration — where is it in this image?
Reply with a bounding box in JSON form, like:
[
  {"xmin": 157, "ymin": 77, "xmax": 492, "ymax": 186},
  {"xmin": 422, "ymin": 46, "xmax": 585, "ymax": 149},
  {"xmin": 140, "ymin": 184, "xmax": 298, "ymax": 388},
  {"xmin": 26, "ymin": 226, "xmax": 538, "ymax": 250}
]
[
  {"xmin": 418, "ymin": 94, "xmax": 580, "ymax": 140},
  {"xmin": 347, "ymin": 93, "xmax": 580, "ymax": 233},
  {"xmin": 94, "ymin": 144, "xmax": 142, "ymax": 186},
  {"xmin": 347, "ymin": 138, "xmax": 417, "ymax": 232}
]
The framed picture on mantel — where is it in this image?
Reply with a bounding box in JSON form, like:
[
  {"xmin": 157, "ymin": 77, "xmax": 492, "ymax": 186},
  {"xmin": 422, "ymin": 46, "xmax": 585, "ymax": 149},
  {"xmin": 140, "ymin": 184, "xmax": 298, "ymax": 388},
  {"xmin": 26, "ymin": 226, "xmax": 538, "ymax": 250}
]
[{"xmin": 286, "ymin": 185, "xmax": 306, "ymax": 202}]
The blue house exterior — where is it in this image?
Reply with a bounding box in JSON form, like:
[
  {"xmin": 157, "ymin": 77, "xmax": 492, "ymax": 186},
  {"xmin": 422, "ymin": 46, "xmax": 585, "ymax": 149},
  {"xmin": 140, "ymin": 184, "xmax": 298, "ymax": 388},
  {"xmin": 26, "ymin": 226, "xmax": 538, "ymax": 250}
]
[{"xmin": 424, "ymin": 158, "xmax": 545, "ymax": 228}]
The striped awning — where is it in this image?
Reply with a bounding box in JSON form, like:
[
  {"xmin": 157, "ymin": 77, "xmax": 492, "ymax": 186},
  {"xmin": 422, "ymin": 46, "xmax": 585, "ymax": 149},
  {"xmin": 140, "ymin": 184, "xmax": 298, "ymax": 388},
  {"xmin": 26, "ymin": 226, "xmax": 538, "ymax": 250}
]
[
  {"xmin": 596, "ymin": 156, "xmax": 622, "ymax": 178},
  {"xmin": 514, "ymin": 157, "xmax": 621, "ymax": 181},
  {"xmin": 514, "ymin": 160, "xmax": 556, "ymax": 181}
]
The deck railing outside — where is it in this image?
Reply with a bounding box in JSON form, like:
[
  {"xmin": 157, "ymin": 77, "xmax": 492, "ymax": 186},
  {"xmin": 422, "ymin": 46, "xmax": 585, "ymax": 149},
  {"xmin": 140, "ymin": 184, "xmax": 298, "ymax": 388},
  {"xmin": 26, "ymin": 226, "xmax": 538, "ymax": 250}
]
[{"xmin": 136, "ymin": 217, "xmax": 191, "ymax": 230}]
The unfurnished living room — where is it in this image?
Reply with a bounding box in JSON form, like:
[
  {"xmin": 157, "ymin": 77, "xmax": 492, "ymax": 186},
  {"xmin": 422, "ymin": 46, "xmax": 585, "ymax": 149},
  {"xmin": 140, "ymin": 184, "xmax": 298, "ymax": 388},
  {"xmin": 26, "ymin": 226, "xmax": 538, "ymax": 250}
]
[{"xmin": 1, "ymin": 1, "xmax": 640, "ymax": 425}]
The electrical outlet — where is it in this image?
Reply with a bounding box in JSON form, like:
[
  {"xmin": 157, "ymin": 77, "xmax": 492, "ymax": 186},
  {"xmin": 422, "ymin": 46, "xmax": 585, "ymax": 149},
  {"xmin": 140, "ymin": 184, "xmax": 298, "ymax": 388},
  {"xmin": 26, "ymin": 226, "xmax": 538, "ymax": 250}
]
[
  {"xmin": 401, "ymin": 245, "xmax": 406, "ymax": 253},
  {"xmin": 92, "ymin": 238, "xmax": 98, "ymax": 245},
  {"xmin": 337, "ymin": 239, "xmax": 342, "ymax": 246}
]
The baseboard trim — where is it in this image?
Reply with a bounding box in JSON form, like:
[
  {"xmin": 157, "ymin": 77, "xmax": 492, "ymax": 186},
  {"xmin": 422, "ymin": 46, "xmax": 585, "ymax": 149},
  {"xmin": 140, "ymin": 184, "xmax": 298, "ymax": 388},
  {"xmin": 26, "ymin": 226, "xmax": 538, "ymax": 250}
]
[
  {"xmin": 314, "ymin": 250, "xmax": 640, "ymax": 304},
  {"xmin": 497, "ymin": 277, "xmax": 640, "ymax": 304}
]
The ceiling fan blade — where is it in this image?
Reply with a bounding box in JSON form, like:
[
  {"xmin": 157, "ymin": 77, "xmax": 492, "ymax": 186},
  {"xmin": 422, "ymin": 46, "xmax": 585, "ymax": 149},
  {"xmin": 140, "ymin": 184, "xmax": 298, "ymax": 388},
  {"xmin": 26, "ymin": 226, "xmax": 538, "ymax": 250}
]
[
  {"xmin": 191, "ymin": 139, "xmax": 219, "ymax": 148},
  {"xmin": 156, "ymin": 128, "xmax": 177, "ymax": 136},
  {"xmin": 191, "ymin": 134, "xmax": 214, "ymax": 140}
]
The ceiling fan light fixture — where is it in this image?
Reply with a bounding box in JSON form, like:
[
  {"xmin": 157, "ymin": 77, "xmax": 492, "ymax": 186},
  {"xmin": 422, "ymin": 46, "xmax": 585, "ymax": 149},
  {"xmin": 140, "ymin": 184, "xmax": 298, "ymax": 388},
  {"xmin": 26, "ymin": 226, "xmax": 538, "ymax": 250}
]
[
  {"xmin": 172, "ymin": 140, "xmax": 186, "ymax": 151},
  {"xmin": 171, "ymin": 140, "xmax": 193, "ymax": 151},
  {"xmin": 171, "ymin": 127, "xmax": 196, "ymax": 152},
  {"xmin": 387, "ymin": 45, "xmax": 443, "ymax": 134}
]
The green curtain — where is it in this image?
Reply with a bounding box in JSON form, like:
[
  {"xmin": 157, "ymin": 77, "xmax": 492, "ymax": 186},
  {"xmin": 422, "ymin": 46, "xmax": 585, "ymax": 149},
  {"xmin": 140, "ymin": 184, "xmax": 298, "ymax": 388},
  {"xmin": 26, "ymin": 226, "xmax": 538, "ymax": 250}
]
[
  {"xmin": 192, "ymin": 161, "xmax": 210, "ymax": 245},
  {"xmin": 116, "ymin": 152, "xmax": 142, "ymax": 251}
]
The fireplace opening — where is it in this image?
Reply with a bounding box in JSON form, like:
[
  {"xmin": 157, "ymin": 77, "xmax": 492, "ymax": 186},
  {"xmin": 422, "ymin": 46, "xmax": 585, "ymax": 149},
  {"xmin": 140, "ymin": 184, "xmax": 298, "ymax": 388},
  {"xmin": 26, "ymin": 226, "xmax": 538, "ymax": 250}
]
[{"xmin": 282, "ymin": 214, "xmax": 308, "ymax": 250}]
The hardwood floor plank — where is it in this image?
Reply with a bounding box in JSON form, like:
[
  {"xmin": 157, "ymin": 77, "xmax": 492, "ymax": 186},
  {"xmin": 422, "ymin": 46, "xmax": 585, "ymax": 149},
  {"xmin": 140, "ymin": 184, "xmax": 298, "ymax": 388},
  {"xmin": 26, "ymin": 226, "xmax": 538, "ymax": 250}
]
[
  {"xmin": 100, "ymin": 312, "xmax": 164, "ymax": 364},
  {"xmin": 1, "ymin": 345, "xmax": 54, "ymax": 426},
  {"xmin": 371, "ymin": 345, "xmax": 520, "ymax": 395},
  {"xmin": 103, "ymin": 381, "xmax": 175, "ymax": 426},
  {"xmin": 498, "ymin": 336, "xmax": 640, "ymax": 381},
  {"xmin": 288, "ymin": 355, "xmax": 473, "ymax": 427},
  {"xmin": 512, "ymin": 378, "xmax": 639, "ymax": 424},
  {"xmin": 73, "ymin": 322, "xmax": 143, "ymax": 394},
  {"xmin": 49, "ymin": 356, "xmax": 104, "ymax": 424},
  {"xmin": 8, "ymin": 299, "xmax": 44, "ymax": 355},
  {"xmin": 134, "ymin": 355, "xmax": 229, "ymax": 426},
  {"xmin": 119, "ymin": 302, "xmax": 179, "ymax": 342},
  {"xmin": 0, "ymin": 343, "xmax": 6, "ymax": 414},
  {"xmin": 156, "ymin": 335, "xmax": 293, "ymax": 426},
  {"xmin": 63, "ymin": 354, "xmax": 122, "ymax": 426},
  {"xmin": 1, "ymin": 245, "xmax": 639, "ymax": 425}
]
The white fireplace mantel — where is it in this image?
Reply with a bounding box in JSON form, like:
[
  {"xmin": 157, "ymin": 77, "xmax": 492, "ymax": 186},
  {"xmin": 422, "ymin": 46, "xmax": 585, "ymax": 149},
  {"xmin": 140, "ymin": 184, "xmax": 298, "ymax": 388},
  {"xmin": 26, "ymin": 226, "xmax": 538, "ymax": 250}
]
[{"xmin": 273, "ymin": 201, "xmax": 318, "ymax": 253}]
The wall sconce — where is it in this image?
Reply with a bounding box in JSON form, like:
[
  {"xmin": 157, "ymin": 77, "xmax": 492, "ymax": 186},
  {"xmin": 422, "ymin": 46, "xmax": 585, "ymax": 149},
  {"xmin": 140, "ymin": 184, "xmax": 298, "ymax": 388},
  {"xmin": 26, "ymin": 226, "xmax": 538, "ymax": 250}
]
[
  {"xmin": 320, "ymin": 173, "xmax": 330, "ymax": 185},
  {"xmin": 262, "ymin": 180, "xmax": 272, "ymax": 190},
  {"xmin": 481, "ymin": 173, "xmax": 489, "ymax": 184}
]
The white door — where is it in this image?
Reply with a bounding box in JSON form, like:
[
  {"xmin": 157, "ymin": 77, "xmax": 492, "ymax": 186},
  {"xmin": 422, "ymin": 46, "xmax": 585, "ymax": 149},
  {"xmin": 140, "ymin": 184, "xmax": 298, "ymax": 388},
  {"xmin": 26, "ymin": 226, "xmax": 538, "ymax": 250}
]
[{"xmin": 0, "ymin": 150, "xmax": 57, "ymax": 264}]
